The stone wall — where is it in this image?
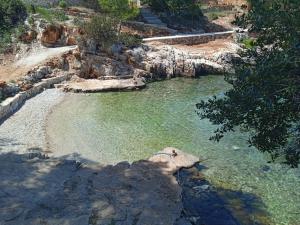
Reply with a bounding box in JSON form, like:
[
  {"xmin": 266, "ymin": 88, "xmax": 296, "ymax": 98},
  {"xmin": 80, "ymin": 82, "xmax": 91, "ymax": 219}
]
[
  {"xmin": 0, "ymin": 73, "xmax": 72, "ymax": 122},
  {"xmin": 143, "ymin": 31, "xmax": 234, "ymax": 45}
]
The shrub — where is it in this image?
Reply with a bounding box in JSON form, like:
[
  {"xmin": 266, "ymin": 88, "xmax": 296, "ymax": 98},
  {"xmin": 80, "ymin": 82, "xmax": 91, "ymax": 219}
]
[
  {"xmin": 83, "ymin": 15, "xmax": 142, "ymax": 51},
  {"xmin": 83, "ymin": 15, "xmax": 119, "ymax": 49},
  {"xmin": 242, "ymin": 38, "xmax": 256, "ymax": 49},
  {"xmin": 144, "ymin": 0, "xmax": 202, "ymax": 18},
  {"xmin": 98, "ymin": 0, "xmax": 140, "ymax": 21},
  {"xmin": 35, "ymin": 7, "xmax": 69, "ymax": 22},
  {"xmin": 58, "ymin": 0, "xmax": 68, "ymax": 8},
  {"xmin": 119, "ymin": 33, "xmax": 142, "ymax": 48}
]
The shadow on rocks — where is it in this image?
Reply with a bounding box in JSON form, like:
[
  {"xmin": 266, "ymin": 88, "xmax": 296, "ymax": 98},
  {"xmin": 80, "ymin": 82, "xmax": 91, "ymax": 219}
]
[
  {"xmin": 175, "ymin": 164, "xmax": 272, "ymax": 225},
  {"xmin": 0, "ymin": 150, "xmax": 182, "ymax": 225}
]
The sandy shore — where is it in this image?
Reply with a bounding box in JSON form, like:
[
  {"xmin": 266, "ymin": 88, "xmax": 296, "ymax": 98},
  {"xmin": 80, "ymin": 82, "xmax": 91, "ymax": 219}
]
[{"xmin": 0, "ymin": 88, "xmax": 65, "ymax": 155}]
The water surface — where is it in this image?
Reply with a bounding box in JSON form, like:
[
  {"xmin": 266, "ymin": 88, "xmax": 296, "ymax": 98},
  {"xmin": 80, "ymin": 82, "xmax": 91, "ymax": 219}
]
[{"xmin": 47, "ymin": 76, "xmax": 300, "ymax": 225}]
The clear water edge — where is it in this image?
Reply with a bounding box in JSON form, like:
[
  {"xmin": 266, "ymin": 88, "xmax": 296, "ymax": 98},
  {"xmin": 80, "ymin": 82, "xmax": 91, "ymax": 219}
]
[{"xmin": 47, "ymin": 76, "xmax": 300, "ymax": 225}]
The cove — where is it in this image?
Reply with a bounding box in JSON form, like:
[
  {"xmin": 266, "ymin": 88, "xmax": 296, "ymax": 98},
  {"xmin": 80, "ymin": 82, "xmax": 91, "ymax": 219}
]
[{"xmin": 47, "ymin": 76, "xmax": 300, "ymax": 225}]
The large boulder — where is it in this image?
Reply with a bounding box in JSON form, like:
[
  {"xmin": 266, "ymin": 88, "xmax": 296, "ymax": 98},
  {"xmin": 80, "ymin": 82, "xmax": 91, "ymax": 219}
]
[{"xmin": 41, "ymin": 25, "xmax": 63, "ymax": 47}]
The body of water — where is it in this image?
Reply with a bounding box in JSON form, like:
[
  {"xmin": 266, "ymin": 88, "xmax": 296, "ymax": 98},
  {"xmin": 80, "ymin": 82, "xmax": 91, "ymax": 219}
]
[{"xmin": 47, "ymin": 76, "xmax": 300, "ymax": 225}]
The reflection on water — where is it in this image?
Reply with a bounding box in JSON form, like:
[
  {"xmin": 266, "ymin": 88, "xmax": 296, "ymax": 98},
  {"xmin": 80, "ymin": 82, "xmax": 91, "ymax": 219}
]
[{"xmin": 47, "ymin": 76, "xmax": 300, "ymax": 225}]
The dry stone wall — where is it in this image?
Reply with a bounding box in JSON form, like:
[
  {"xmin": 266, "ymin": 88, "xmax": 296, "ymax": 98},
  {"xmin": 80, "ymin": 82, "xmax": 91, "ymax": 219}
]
[
  {"xmin": 143, "ymin": 31, "xmax": 234, "ymax": 45},
  {"xmin": 0, "ymin": 73, "xmax": 72, "ymax": 122}
]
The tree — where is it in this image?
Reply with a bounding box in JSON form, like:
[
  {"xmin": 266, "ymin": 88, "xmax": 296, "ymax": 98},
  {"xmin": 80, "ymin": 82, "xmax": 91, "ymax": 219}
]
[
  {"xmin": 196, "ymin": 0, "xmax": 300, "ymax": 167},
  {"xmin": 0, "ymin": 0, "xmax": 27, "ymax": 52},
  {"xmin": 0, "ymin": 0, "xmax": 27, "ymax": 30}
]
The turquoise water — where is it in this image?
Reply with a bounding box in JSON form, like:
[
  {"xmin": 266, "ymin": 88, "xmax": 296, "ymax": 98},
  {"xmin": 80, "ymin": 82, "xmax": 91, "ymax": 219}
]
[{"xmin": 47, "ymin": 76, "xmax": 300, "ymax": 225}]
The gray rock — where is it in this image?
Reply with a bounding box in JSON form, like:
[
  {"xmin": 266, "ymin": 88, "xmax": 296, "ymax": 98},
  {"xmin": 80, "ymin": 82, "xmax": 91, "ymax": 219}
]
[{"xmin": 0, "ymin": 148, "xmax": 200, "ymax": 225}]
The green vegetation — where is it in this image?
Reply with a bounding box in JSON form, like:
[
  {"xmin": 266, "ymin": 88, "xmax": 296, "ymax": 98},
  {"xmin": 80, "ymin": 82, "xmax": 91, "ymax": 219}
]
[
  {"xmin": 82, "ymin": 0, "xmax": 142, "ymax": 51},
  {"xmin": 143, "ymin": 0, "xmax": 203, "ymax": 28},
  {"xmin": 58, "ymin": 0, "xmax": 68, "ymax": 9},
  {"xmin": 144, "ymin": 0, "xmax": 202, "ymax": 19},
  {"xmin": 197, "ymin": 0, "xmax": 300, "ymax": 167},
  {"xmin": 98, "ymin": 0, "xmax": 139, "ymax": 20},
  {"xmin": 84, "ymin": 15, "xmax": 119, "ymax": 49},
  {"xmin": 33, "ymin": 7, "xmax": 69, "ymax": 22},
  {"xmin": 241, "ymin": 38, "xmax": 256, "ymax": 49},
  {"xmin": 0, "ymin": 0, "xmax": 27, "ymax": 52},
  {"xmin": 83, "ymin": 15, "xmax": 142, "ymax": 50}
]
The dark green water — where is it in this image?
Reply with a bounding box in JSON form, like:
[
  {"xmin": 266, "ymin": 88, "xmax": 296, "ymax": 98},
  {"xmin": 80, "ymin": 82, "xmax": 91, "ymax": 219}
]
[{"xmin": 47, "ymin": 76, "xmax": 300, "ymax": 225}]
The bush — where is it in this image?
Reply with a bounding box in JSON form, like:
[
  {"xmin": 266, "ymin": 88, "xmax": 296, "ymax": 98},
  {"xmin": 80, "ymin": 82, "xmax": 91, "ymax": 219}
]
[
  {"xmin": 144, "ymin": 0, "xmax": 202, "ymax": 18},
  {"xmin": 83, "ymin": 15, "xmax": 119, "ymax": 49},
  {"xmin": 241, "ymin": 38, "xmax": 256, "ymax": 49},
  {"xmin": 98, "ymin": 0, "xmax": 140, "ymax": 21},
  {"xmin": 35, "ymin": 7, "xmax": 69, "ymax": 22},
  {"xmin": 58, "ymin": 0, "xmax": 67, "ymax": 8},
  {"xmin": 119, "ymin": 33, "xmax": 142, "ymax": 48},
  {"xmin": 83, "ymin": 15, "xmax": 142, "ymax": 51}
]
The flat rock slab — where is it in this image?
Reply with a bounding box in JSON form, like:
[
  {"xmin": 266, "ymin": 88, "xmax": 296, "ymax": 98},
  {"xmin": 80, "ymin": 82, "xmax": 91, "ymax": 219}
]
[
  {"xmin": 0, "ymin": 148, "xmax": 199, "ymax": 225},
  {"xmin": 64, "ymin": 78, "xmax": 146, "ymax": 92}
]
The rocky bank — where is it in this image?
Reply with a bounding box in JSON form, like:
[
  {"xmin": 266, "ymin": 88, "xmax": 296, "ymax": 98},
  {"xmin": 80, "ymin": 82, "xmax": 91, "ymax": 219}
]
[{"xmin": 0, "ymin": 147, "xmax": 199, "ymax": 225}]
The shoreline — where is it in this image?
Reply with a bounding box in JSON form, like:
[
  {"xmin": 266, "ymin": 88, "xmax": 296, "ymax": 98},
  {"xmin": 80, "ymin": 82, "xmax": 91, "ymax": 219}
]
[{"xmin": 0, "ymin": 88, "xmax": 66, "ymax": 155}]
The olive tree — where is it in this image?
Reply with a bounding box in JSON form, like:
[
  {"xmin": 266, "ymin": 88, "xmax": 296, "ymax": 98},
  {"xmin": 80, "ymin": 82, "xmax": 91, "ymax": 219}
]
[{"xmin": 196, "ymin": 0, "xmax": 300, "ymax": 167}]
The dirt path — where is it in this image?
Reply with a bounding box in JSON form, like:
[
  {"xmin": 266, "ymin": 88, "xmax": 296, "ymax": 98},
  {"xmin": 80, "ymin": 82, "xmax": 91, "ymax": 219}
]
[
  {"xmin": 0, "ymin": 46, "xmax": 76, "ymax": 82},
  {"xmin": 147, "ymin": 38, "xmax": 240, "ymax": 57}
]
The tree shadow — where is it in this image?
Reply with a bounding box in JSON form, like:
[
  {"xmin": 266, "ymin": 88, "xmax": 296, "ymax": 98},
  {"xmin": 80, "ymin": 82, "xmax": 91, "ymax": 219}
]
[
  {"xmin": 175, "ymin": 164, "xmax": 272, "ymax": 225},
  {"xmin": 0, "ymin": 150, "xmax": 272, "ymax": 225},
  {"xmin": 0, "ymin": 151, "xmax": 181, "ymax": 225}
]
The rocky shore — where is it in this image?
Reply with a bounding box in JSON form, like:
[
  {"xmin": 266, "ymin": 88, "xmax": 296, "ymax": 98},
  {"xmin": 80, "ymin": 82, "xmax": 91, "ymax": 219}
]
[{"xmin": 0, "ymin": 89, "xmax": 65, "ymax": 154}]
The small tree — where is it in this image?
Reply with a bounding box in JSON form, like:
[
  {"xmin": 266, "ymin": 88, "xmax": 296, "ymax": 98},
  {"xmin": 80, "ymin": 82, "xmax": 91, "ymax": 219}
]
[{"xmin": 83, "ymin": 15, "xmax": 119, "ymax": 50}]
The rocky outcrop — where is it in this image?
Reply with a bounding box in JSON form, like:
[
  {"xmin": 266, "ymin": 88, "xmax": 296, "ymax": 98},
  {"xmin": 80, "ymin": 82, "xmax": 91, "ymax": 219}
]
[
  {"xmin": 19, "ymin": 30, "xmax": 38, "ymax": 43},
  {"xmin": 0, "ymin": 148, "xmax": 199, "ymax": 225},
  {"xmin": 40, "ymin": 24, "xmax": 80, "ymax": 47},
  {"xmin": 41, "ymin": 24, "xmax": 64, "ymax": 47},
  {"xmin": 124, "ymin": 44, "xmax": 239, "ymax": 78},
  {"xmin": 63, "ymin": 77, "xmax": 146, "ymax": 92}
]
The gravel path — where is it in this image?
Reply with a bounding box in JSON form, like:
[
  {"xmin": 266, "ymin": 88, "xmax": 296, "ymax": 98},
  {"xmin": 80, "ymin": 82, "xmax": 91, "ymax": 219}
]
[{"xmin": 0, "ymin": 89, "xmax": 65, "ymax": 154}]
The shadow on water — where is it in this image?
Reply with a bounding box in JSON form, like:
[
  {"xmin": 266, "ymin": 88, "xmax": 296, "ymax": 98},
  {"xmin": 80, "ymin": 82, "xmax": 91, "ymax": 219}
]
[
  {"xmin": 0, "ymin": 149, "xmax": 272, "ymax": 225},
  {"xmin": 176, "ymin": 164, "xmax": 272, "ymax": 225}
]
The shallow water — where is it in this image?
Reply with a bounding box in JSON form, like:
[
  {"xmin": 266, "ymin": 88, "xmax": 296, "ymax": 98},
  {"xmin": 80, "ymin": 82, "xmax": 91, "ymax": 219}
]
[{"xmin": 47, "ymin": 76, "xmax": 300, "ymax": 225}]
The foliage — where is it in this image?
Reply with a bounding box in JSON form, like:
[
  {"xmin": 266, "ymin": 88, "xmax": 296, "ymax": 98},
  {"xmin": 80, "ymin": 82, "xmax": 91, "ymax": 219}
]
[
  {"xmin": 143, "ymin": 0, "xmax": 202, "ymax": 18},
  {"xmin": 196, "ymin": 0, "xmax": 300, "ymax": 167},
  {"xmin": 83, "ymin": 15, "xmax": 142, "ymax": 51},
  {"xmin": 58, "ymin": 0, "xmax": 68, "ymax": 8},
  {"xmin": 118, "ymin": 33, "xmax": 142, "ymax": 48},
  {"xmin": 0, "ymin": 0, "xmax": 27, "ymax": 52},
  {"xmin": 98, "ymin": 0, "xmax": 139, "ymax": 21},
  {"xmin": 35, "ymin": 7, "xmax": 69, "ymax": 22},
  {"xmin": 241, "ymin": 38, "xmax": 256, "ymax": 49},
  {"xmin": 0, "ymin": 0, "xmax": 27, "ymax": 29},
  {"xmin": 83, "ymin": 15, "xmax": 119, "ymax": 49}
]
